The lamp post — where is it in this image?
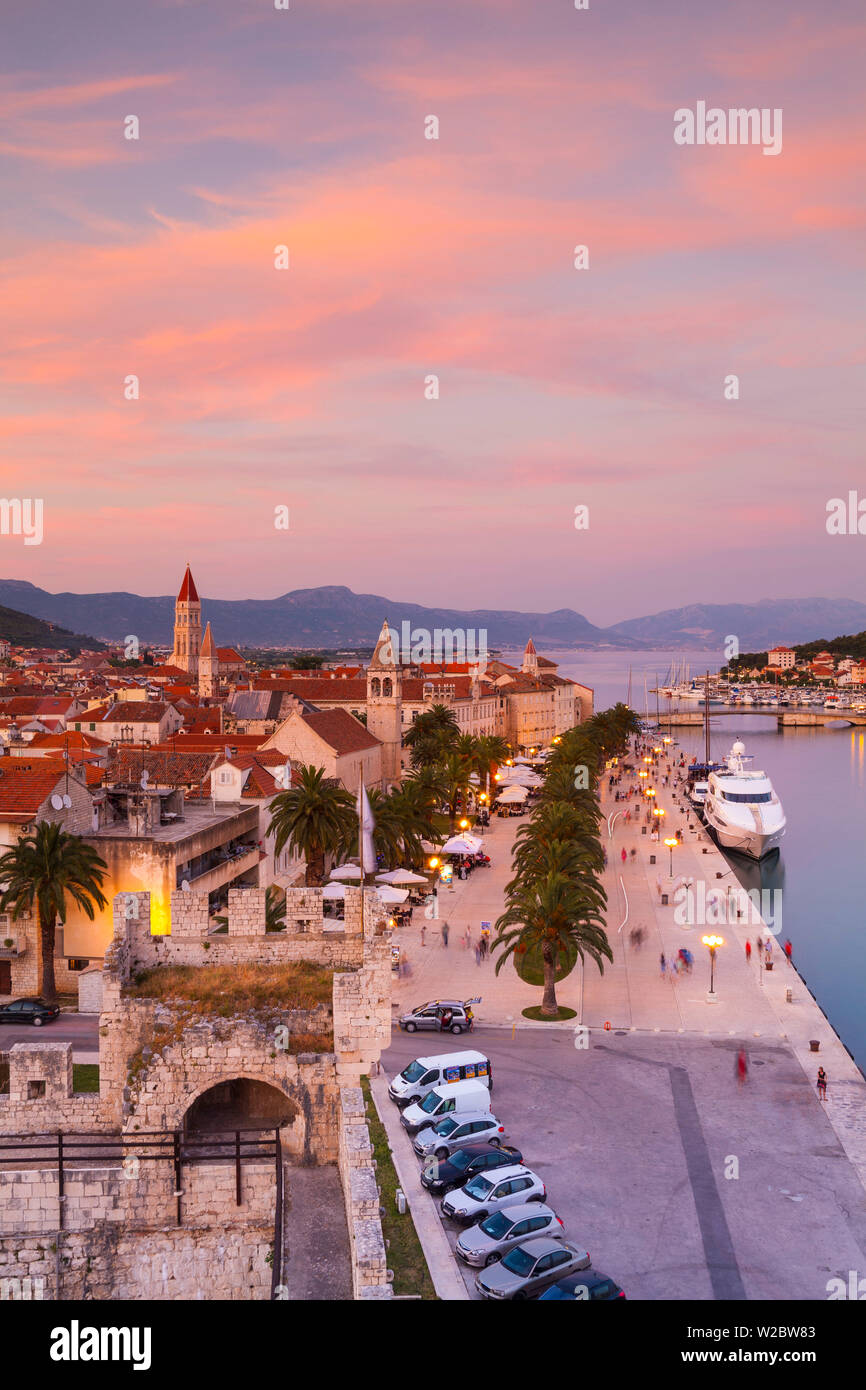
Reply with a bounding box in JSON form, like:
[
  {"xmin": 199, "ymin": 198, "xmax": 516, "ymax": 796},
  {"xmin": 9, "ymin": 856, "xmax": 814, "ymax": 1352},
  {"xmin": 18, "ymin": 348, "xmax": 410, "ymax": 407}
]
[
  {"xmin": 701, "ymin": 933, "xmax": 724, "ymax": 996},
  {"xmin": 664, "ymin": 836, "xmax": 678, "ymax": 876}
]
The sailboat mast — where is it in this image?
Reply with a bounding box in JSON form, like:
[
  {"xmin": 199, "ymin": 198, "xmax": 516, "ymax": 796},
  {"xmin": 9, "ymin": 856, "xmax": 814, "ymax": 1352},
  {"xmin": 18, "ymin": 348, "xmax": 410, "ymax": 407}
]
[{"xmin": 704, "ymin": 670, "xmax": 711, "ymax": 764}]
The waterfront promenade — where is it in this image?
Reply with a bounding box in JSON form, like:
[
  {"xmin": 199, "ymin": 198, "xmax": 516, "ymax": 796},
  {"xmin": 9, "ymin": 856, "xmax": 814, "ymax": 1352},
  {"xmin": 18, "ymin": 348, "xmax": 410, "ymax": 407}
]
[{"xmin": 389, "ymin": 747, "xmax": 866, "ymax": 1206}]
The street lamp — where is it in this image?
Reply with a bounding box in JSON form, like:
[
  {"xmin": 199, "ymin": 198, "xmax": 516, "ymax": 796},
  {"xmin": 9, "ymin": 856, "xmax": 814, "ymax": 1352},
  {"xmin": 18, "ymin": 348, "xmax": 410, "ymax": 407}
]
[
  {"xmin": 664, "ymin": 836, "xmax": 678, "ymax": 875},
  {"xmin": 459, "ymin": 818, "xmax": 469, "ymax": 832},
  {"xmin": 701, "ymin": 934, "xmax": 724, "ymax": 995},
  {"xmin": 638, "ymin": 769, "xmax": 648, "ymax": 781}
]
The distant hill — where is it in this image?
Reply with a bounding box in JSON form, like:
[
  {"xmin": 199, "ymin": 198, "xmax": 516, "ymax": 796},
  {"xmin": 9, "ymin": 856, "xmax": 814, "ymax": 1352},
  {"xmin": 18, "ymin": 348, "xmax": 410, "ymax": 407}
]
[
  {"xmin": 0, "ymin": 580, "xmax": 631, "ymax": 649},
  {"xmin": 607, "ymin": 599, "xmax": 866, "ymax": 652},
  {"xmin": 0, "ymin": 599, "xmax": 104, "ymax": 653},
  {"xmin": 1, "ymin": 580, "xmax": 865, "ymax": 654}
]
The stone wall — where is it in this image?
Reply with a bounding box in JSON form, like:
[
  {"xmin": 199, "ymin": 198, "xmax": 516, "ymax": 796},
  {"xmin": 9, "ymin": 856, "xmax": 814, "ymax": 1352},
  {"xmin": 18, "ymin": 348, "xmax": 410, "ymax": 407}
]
[{"xmin": 337, "ymin": 1086, "xmax": 392, "ymax": 1300}]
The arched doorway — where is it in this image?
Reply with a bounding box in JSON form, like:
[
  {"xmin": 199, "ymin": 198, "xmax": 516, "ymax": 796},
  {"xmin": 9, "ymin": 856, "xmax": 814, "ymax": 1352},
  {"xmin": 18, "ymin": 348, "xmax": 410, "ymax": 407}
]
[{"xmin": 184, "ymin": 1078, "xmax": 298, "ymax": 1134}]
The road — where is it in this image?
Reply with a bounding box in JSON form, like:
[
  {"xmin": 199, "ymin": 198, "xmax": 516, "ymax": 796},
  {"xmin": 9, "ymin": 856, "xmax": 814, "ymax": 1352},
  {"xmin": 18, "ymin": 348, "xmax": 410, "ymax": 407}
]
[
  {"xmin": 0, "ymin": 1013, "xmax": 99, "ymax": 1051},
  {"xmin": 381, "ymin": 1027, "xmax": 866, "ymax": 1301}
]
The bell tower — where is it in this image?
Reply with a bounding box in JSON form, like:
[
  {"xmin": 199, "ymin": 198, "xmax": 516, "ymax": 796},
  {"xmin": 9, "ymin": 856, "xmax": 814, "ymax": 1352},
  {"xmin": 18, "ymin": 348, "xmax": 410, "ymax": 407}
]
[
  {"xmin": 172, "ymin": 564, "xmax": 202, "ymax": 676},
  {"xmin": 366, "ymin": 619, "xmax": 403, "ymax": 783},
  {"xmin": 198, "ymin": 621, "xmax": 217, "ymax": 698}
]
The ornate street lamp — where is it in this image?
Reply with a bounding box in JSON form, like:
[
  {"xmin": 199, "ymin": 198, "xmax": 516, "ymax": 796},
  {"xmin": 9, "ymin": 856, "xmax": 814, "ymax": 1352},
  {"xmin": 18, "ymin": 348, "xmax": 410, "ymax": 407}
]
[
  {"xmin": 701, "ymin": 934, "xmax": 724, "ymax": 995},
  {"xmin": 664, "ymin": 836, "xmax": 678, "ymax": 876}
]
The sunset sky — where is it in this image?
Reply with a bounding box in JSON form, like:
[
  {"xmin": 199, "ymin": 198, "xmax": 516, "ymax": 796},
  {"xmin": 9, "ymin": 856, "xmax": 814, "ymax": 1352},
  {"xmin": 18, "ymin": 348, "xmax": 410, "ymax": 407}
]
[{"xmin": 1, "ymin": 0, "xmax": 863, "ymax": 625}]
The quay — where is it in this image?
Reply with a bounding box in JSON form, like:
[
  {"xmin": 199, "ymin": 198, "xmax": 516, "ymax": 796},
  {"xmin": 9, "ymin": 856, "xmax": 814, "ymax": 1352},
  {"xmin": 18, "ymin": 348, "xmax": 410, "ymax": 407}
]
[
  {"xmin": 383, "ymin": 742, "xmax": 866, "ymax": 1300},
  {"xmin": 651, "ymin": 707, "xmax": 866, "ymax": 728}
]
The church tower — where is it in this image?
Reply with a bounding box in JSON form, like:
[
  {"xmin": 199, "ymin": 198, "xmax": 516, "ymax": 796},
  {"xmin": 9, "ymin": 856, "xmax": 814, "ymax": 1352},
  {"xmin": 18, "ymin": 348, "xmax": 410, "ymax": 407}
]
[
  {"xmin": 171, "ymin": 564, "xmax": 202, "ymax": 676},
  {"xmin": 366, "ymin": 620, "xmax": 403, "ymax": 784},
  {"xmin": 198, "ymin": 621, "xmax": 218, "ymax": 698},
  {"xmin": 521, "ymin": 636, "xmax": 538, "ymax": 677}
]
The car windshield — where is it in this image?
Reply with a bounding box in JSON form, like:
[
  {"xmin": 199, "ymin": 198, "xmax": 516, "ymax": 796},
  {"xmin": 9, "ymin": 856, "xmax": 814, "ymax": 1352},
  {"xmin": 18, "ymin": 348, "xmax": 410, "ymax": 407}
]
[
  {"xmin": 480, "ymin": 1211, "xmax": 511, "ymax": 1238},
  {"xmin": 420, "ymin": 1093, "xmax": 442, "ymax": 1114},
  {"xmin": 400, "ymin": 1062, "xmax": 425, "ymax": 1083},
  {"xmin": 463, "ymin": 1175, "xmax": 493, "ymax": 1199},
  {"xmin": 434, "ymin": 1117, "xmax": 458, "ymax": 1136},
  {"xmin": 501, "ymin": 1247, "xmax": 536, "ymax": 1277}
]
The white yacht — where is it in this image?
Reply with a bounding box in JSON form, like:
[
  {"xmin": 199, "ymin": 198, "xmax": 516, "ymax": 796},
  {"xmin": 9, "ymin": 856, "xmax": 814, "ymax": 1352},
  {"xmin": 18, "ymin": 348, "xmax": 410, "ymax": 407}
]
[{"xmin": 702, "ymin": 741, "xmax": 786, "ymax": 860}]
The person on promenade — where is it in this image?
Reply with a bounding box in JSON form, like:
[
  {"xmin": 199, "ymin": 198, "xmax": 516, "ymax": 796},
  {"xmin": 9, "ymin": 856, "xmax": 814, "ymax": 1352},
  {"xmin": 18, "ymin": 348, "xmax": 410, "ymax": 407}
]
[
  {"xmin": 659, "ymin": 953, "xmax": 666, "ymax": 978},
  {"xmin": 441, "ymin": 921, "xmax": 449, "ymax": 948},
  {"xmin": 784, "ymin": 939, "xmax": 793, "ymax": 965},
  {"xmin": 474, "ymin": 943, "xmax": 481, "ymax": 966},
  {"xmin": 621, "ymin": 847, "xmax": 627, "ymax": 864},
  {"xmin": 756, "ymin": 934, "xmax": 763, "ymax": 956},
  {"xmin": 670, "ymin": 957, "xmax": 679, "ymax": 981},
  {"xmin": 479, "ymin": 934, "xmax": 488, "ymax": 961},
  {"xmin": 630, "ymin": 847, "xmax": 637, "ymax": 862},
  {"xmin": 420, "ymin": 924, "xmax": 426, "ymax": 948},
  {"xmin": 817, "ymin": 1067, "xmax": 828, "ymax": 1101},
  {"xmin": 736, "ymin": 1049, "xmax": 748, "ymax": 1087}
]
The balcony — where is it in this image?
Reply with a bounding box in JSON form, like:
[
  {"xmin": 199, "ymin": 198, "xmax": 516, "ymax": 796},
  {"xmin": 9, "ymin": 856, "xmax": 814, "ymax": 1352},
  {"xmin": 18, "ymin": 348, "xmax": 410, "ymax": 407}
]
[{"xmin": 176, "ymin": 842, "xmax": 261, "ymax": 895}]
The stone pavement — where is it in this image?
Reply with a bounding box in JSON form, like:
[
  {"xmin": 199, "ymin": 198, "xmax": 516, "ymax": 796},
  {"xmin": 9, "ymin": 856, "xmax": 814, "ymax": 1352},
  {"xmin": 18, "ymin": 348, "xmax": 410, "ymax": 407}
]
[{"xmin": 389, "ymin": 743, "xmax": 866, "ymax": 1201}]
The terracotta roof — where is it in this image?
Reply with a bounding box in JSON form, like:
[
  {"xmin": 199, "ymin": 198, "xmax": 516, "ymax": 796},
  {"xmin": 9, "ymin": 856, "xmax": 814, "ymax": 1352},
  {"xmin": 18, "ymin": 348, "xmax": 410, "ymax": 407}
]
[
  {"xmin": 300, "ymin": 708, "xmax": 381, "ymax": 755},
  {"xmin": 524, "ymin": 637, "xmax": 537, "ymax": 655},
  {"xmin": 209, "ymin": 751, "xmax": 294, "ymax": 799},
  {"xmin": 254, "ymin": 678, "xmax": 369, "ymax": 701},
  {"xmin": 0, "ymin": 764, "xmax": 70, "ymax": 816},
  {"xmin": 216, "ymin": 647, "xmax": 244, "ymax": 664},
  {"xmin": 200, "ymin": 622, "xmax": 217, "ymax": 659},
  {"xmin": 103, "ymin": 701, "xmax": 174, "ymax": 722},
  {"xmin": 106, "ymin": 748, "xmax": 218, "ymax": 786},
  {"xmin": 25, "ymin": 730, "xmax": 109, "ymax": 751},
  {"xmin": 177, "ymin": 565, "xmax": 199, "ymax": 602}
]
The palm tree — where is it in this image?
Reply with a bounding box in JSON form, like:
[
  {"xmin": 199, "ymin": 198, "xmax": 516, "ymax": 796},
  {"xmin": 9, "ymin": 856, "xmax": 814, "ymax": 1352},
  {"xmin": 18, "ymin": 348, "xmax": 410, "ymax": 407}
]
[
  {"xmin": 492, "ymin": 871, "xmax": 612, "ymax": 1017},
  {"xmin": 214, "ymin": 883, "xmax": 287, "ymax": 933},
  {"xmin": 0, "ymin": 823, "xmax": 109, "ymax": 1002},
  {"xmin": 437, "ymin": 751, "xmax": 474, "ymax": 833},
  {"xmin": 403, "ymin": 705, "xmax": 459, "ymax": 767},
  {"xmin": 266, "ymin": 765, "xmax": 356, "ymax": 885}
]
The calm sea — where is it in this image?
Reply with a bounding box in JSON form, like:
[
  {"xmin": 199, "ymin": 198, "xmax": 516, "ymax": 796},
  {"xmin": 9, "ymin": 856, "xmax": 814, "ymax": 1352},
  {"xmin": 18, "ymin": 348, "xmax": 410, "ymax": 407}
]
[{"xmin": 506, "ymin": 648, "xmax": 866, "ymax": 1076}]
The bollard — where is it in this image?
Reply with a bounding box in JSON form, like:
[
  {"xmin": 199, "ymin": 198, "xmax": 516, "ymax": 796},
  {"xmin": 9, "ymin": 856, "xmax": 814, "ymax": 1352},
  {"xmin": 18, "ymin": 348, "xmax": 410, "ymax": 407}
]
[{"xmin": 785, "ymin": 988, "xmax": 792, "ymax": 1004}]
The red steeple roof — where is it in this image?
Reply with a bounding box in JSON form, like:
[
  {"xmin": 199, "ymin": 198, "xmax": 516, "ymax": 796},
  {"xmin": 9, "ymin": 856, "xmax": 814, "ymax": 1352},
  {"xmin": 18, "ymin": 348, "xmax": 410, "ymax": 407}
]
[{"xmin": 177, "ymin": 564, "xmax": 199, "ymax": 602}]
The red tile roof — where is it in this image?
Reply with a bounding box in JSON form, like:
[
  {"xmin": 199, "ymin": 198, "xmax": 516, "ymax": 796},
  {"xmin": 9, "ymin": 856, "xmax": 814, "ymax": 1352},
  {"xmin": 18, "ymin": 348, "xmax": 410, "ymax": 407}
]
[
  {"xmin": 0, "ymin": 763, "xmax": 71, "ymax": 816},
  {"xmin": 300, "ymin": 708, "xmax": 381, "ymax": 755}
]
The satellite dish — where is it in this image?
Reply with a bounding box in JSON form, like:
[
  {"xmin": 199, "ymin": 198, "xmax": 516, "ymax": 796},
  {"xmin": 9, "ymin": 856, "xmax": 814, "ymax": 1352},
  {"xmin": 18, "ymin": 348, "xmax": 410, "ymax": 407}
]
[
  {"xmin": 50, "ymin": 793, "xmax": 63, "ymax": 810},
  {"xmin": 62, "ymin": 794, "xmax": 72, "ymax": 809},
  {"xmin": 180, "ymin": 879, "xmax": 191, "ymax": 893}
]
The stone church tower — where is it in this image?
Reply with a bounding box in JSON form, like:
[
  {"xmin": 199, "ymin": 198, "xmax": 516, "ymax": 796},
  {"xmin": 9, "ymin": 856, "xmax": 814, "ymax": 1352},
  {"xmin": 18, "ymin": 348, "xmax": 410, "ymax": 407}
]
[
  {"xmin": 521, "ymin": 636, "xmax": 539, "ymax": 677},
  {"xmin": 171, "ymin": 564, "xmax": 202, "ymax": 676},
  {"xmin": 198, "ymin": 621, "xmax": 218, "ymax": 698},
  {"xmin": 366, "ymin": 620, "xmax": 403, "ymax": 784}
]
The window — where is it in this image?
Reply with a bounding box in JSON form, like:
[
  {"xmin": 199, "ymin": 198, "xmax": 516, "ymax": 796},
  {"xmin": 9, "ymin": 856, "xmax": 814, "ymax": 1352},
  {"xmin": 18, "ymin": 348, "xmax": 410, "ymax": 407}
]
[
  {"xmin": 512, "ymin": 1177, "xmax": 533, "ymax": 1194},
  {"xmin": 720, "ymin": 789, "xmax": 773, "ymax": 804},
  {"xmin": 27, "ymin": 1080, "xmax": 46, "ymax": 1099},
  {"xmin": 218, "ymin": 770, "xmax": 232, "ymax": 784},
  {"xmin": 512, "ymin": 1220, "xmax": 531, "ymax": 1238},
  {"xmin": 551, "ymin": 1250, "xmax": 571, "ymax": 1267}
]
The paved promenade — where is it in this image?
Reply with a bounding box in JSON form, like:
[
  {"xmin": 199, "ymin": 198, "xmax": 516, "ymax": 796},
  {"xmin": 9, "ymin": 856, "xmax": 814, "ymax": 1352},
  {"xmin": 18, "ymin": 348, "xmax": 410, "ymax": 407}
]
[{"xmin": 390, "ymin": 744, "xmax": 866, "ymax": 1204}]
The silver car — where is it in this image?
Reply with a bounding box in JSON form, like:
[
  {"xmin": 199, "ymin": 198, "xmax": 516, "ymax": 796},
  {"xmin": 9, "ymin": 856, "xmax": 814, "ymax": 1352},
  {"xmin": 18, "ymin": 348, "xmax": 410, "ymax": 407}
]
[
  {"xmin": 475, "ymin": 1238, "xmax": 590, "ymax": 1300},
  {"xmin": 456, "ymin": 1204, "xmax": 564, "ymax": 1268},
  {"xmin": 440, "ymin": 1164, "xmax": 546, "ymax": 1225},
  {"xmin": 413, "ymin": 1113, "xmax": 505, "ymax": 1161}
]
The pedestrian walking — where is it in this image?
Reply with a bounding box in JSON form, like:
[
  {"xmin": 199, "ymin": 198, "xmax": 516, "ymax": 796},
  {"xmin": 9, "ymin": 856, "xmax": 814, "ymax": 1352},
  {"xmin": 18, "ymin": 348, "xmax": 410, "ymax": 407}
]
[
  {"xmin": 441, "ymin": 921, "xmax": 449, "ymax": 948},
  {"xmin": 670, "ymin": 957, "xmax": 679, "ymax": 981},
  {"xmin": 736, "ymin": 1048, "xmax": 748, "ymax": 1087},
  {"xmin": 784, "ymin": 939, "xmax": 793, "ymax": 965},
  {"xmin": 621, "ymin": 847, "xmax": 627, "ymax": 864},
  {"xmin": 745, "ymin": 939, "xmax": 752, "ymax": 964},
  {"xmin": 479, "ymin": 935, "xmax": 488, "ymax": 961},
  {"xmin": 474, "ymin": 944, "xmax": 481, "ymax": 966},
  {"xmin": 817, "ymin": 1067, "xmax": 828, "ymax": 1101},
  {"xmin": 659, "ymin": 953, "xmax": 666, "ymax": 978},
  {"xmin": 756, "ymin": 934, "xmax": 763, "ymax": 955},
  {"xmin": 420, "ymin": 924, "xmax": 426, "ymax": 948}
]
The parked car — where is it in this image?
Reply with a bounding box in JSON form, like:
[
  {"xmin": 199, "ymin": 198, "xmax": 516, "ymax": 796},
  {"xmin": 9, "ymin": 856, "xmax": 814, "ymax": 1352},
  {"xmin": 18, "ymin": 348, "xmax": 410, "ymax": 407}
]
[
  {"xmin": 413, "ymin": 1113, "xmax": 505, "ymax": 1161},
  {"xmin": 0, "ymin": 999, "xmax": 60, "ymax": 1027},
  {"xmin": 538, "ymin": 1271, "xmax": 626, "ymax": 1301},
  {"xmin": 441, "ymin": 1165, "xmax": 547, "ymax": 1225},
  {"xmin": 420, "ymin": 1142, "xmax": 523, "ymax": 1196},
  {"xmin": 400, "ymin": 1079, "xmax": 491, "ymax": 1134},
  {"xmin": 455, "ymin": 1204, "xmax": 564, "ymax": 1268},
  {"xmin": 398, "ymin": 1000, "xmax": 476, "ymax": 1035},
  {"xmin": 475, "ymin": 1238, "xmax": 591, "ymax": 1300},
  {"xmin": 388, "ymin": 1050, "xmax": 492, "ymax": 1108}
]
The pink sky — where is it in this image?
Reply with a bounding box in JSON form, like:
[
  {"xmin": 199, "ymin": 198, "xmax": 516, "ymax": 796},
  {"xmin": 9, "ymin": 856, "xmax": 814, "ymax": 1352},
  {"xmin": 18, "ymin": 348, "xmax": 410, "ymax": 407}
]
[{"xmin": 0, "ymin": 0, "xmax": 863, "ymax": 625}]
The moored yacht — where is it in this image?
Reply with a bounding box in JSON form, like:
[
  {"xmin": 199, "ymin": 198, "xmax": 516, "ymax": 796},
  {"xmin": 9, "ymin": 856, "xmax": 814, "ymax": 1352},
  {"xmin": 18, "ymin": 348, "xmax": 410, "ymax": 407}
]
[{"xmin": 702, "ymin": 741, "xmax": 786, "ymax": 860}]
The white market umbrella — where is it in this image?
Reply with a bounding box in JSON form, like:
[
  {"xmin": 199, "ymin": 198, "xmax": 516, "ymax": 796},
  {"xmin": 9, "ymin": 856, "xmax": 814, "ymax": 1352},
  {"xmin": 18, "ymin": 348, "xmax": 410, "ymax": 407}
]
[
  {"xmin": 440, "ymin": 835, "xmax": 480, "ymax": 855},
  {"xmin": 322, "ymin": 882, "xmax": 346, "ymax": 899},
  {"xmin": 329, "ymin": 863, "xmax": 363, "ymax": 880},
  {"xmin": 375, "ymin": 885, "xmax": 410, "ymax": 904},
  {"xmin": 497, "ymin": 784, "xmax": 528, "ymax": 803},
  {"xmin": 376, "ymin": 869, "xmax": 428, "ymax": 885}
]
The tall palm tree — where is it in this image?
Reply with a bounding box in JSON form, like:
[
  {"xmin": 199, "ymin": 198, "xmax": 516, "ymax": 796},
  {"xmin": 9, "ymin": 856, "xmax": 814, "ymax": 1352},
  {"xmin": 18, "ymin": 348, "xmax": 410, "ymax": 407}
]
[
  {"xmin": 492, "ymin": 871, "xmax": 612, "ymax": 1017},
  {"xmin": 403, "ymin": 705, "xmax": 459, "ymax": 768},
  {"xmin": 267, "ymin": 765, "xmax": 356, "ymax": 885},
  {"xmin": 0, "ymin": 823, "xmax": 109, "ymax": 1002},
  {"xmin": 438, "ymin": 751, "xmax": 474, "ymax": 833}
]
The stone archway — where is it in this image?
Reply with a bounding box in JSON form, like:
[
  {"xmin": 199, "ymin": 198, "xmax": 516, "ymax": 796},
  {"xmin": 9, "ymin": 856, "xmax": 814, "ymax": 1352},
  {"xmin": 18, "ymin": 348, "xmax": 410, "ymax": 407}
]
[{"xmin": 184, "ymin": 1078, "xmax": 299, "ymax": 1134}]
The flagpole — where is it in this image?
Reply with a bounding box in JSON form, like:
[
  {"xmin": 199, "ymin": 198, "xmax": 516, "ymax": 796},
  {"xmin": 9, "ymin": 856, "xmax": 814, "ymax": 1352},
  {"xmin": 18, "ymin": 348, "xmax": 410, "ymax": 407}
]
[{"xmin": 359, "ymin": 769, "xmax": 365, "ymax": 938}]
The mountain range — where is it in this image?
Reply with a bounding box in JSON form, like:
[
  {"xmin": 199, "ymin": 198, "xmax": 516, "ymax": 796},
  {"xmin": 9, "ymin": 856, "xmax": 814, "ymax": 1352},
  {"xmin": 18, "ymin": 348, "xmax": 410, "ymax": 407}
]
[{"xmin": 0, "ymin": 580, "xmax": 864, "ymax": 654}]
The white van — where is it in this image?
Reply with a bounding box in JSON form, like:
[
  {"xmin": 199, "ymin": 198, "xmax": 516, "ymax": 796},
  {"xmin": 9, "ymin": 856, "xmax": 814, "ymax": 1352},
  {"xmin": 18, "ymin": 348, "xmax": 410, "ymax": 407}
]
[
  {"xmin": 401, "ymin": 1079, "xmax": 492, "ymax": 1134},
  {"xmin": 388, "ymin": 1051, "xmax": 492, "ymax": 1109}
]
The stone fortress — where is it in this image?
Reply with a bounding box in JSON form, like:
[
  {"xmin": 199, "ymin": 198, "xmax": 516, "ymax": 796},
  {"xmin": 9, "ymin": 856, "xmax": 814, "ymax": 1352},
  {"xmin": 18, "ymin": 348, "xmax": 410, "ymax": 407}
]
[{"xmin": 0, "ymin": 886, "xmax": 394, "ymax": 1301}]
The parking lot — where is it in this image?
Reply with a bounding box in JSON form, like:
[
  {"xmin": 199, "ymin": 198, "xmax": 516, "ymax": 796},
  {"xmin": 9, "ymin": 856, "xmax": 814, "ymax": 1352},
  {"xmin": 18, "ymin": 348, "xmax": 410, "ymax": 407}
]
[{"xmin": 381, "ymin": 1026, "xmax": 866, "ymax": 1300}]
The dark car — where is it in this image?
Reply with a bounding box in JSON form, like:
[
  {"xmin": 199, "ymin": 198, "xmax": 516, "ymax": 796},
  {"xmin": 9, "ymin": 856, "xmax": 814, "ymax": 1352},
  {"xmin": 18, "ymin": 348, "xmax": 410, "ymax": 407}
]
[
  {"xmin": 538, "ymin": 1270, "xmax": 626, "ymax": 1301},
  {"xmin": 0, "ymin": 999, "xmax": 60, "ymax": 1027},
  {"xmin": 420, "ymin": 1141, "xmax": 523, "ymax": 1195}
]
